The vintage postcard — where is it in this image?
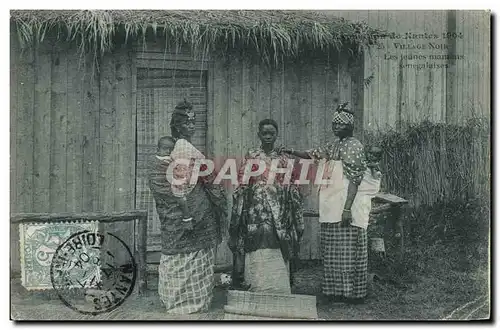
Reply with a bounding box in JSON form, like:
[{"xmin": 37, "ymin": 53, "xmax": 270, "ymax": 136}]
[{"xmin": 10, "ymin": 9, "xmax": 490, "ymax": 321}]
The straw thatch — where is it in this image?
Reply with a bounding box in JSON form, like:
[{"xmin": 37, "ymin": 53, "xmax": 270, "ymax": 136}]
[
  {"xmin": 11, "ymin": 10, "xmax": 383, "ymax": 66},
  {"xmin": 361, "ymin": 118, "xmax": 490, "ymax": 207}
]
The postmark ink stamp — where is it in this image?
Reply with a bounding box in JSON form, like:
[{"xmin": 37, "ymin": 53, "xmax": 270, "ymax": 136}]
[{"xmin": 50, "ymin": 230, "xmax": 137, "ymax": 315}]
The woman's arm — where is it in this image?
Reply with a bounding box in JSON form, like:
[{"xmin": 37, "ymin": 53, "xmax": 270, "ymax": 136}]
[
  {"xmin": 340, "ymin": 138, "xmax": 366, "ymax": 225},
  {"xmin": 283, "ymin": 148, "xmax": 312, "ymax": 159},
  {"xmin": 344, "ymin": 181, "xmax": 359, "ymax": 211}
]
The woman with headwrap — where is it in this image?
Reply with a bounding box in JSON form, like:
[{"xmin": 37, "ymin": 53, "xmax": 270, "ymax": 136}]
[
  {"xmin": 148, "ymin": 100, "xmax": 227, "ymax": 315},
  {"xmin": 284, "ymin": 102, "xmax": 375, "ymax": 304}
]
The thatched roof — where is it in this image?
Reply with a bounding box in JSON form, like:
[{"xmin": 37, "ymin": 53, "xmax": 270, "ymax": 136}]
[{"xmin": 11, "ymin": 10, "xmax": 383, "ymax": 65}]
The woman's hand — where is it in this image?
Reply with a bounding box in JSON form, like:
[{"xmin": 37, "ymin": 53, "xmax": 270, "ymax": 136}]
[
  {"xmin": 182, "ymin": 219, "xmax": 195, "ymax": 231},
  {"xmin": 277, "ymin": 145, "xmax": 290, "ymax": 154},
  {"xmin": 280, "ymin": 147, "xmax": 312, "ymax": 159},
  {"xmin": 341, "ymin": 209, "xmax": 352, "ymax": 227}
]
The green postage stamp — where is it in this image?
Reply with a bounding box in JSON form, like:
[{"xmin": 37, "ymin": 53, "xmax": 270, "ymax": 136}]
[{"xmin": 19, "ymin": 221, "xmax": 100, "ymax": 290}]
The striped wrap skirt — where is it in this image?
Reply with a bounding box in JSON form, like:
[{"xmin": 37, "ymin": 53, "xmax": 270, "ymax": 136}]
[
  {"xmin": 158, "ymin": 248, "xmax": 215, "ymax": 315},
  {"xmin": 320, "ymin": 222, "xmax": 368, "ymax": 298}
]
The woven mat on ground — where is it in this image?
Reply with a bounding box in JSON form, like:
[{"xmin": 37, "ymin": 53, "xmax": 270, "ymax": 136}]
[{"xmin": 223, "ymin": 290, "xmax": 318, "ymax": 320}]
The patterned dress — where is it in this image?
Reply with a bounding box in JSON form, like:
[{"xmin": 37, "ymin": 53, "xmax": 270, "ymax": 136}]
[
  {"xmin": 308, "ymin": 136, "xmax": 370, "ymax": 299},
  {"xmin": 229, "ymin": 147, "xmax": 304, "ymax": 293}
]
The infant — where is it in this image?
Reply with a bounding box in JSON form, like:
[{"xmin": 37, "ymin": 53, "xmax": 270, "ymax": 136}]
[
  {"xmin": 162, "ymin": 137, "xmax": 205, "ymax": 224},
  {"xmin": 365, "ymin": 145, "xmax": 383, "ymax": 180}
]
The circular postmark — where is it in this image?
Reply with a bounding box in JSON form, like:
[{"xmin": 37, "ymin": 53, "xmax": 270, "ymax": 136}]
[{"xmin": 50, "ymin": 231, "xmax": 137, "ymax": 315}]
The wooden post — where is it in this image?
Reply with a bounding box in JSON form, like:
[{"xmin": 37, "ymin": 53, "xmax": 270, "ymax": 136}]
[
  {"xmin": 137, "ymin": 213, "xmax": 148, "ymax": 294},
  {"xmin": 394, "ymin": 205, "xmax": 405, "ymax": 260}
]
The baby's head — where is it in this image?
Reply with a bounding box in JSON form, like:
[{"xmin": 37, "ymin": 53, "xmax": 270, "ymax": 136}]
[
  {"xmin": 157, "ymin": 136, "xmax": 176, "ymax": 157},
  {"xmin": 365, "ymin": 145, "xmax": 383, "ymax": 164}
]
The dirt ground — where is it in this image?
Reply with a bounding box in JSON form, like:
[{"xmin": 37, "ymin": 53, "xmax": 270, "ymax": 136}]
[{"xmin": 11, "ymin": 255, "xmax": 490, "ymax": 321}]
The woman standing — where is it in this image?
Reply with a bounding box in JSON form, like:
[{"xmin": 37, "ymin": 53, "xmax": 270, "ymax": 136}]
[
  {"xmin": 284, "ymin": 103, "xmax": 371, "ymax": 304},
  {"xmin": 229, "ymin": 119, "xmax": 304, "ymax": 294},
  {"xmin": 148, "ymin": 100, "xmax": 226, "ymax": 314}
]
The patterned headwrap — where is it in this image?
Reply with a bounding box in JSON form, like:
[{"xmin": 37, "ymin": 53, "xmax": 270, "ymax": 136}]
[
  {"xmin": 172, "ymin": 99, "xmax": 195, "ymax": 121},
  {"xmin": 332, "ymin": 101, "xmax": 354, "ymax": 125},
  {"xmin": 170, "ymin": 99, "xmax": 196, "ymax": 138}
]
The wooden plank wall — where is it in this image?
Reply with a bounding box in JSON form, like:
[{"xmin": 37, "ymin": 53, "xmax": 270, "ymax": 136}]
[
  {"xmin": 324, "ymin": 10, "xmax": 490, "ymax": 128},
  {"xmin": 453, "ymin": 11, "xmax": 490, "ymax": 121},
  {"xmin": 10, "ymin": 35, "xmax": 136, "ymax": 273},
  {"xmin": 213, "ymin": 53, "xmax": 363, "ymax": 260}
]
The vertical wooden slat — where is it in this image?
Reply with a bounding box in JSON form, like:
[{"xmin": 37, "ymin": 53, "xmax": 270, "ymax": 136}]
[
  {"xmin": 414, "ymin": 11, "xmax": 428, "ymax": 123},
  {"xmin": 216, "ymin": 57, "xmax": 241, "ymax": 268},
  {"xmin": 135, "ymin": 88, "xmax": 151, "ymax": 232},
  {"xmin": 299, "ymin": 61, "xmax": 312, "ymax": 153},
  {"xmin": 342, "ymin": 11, "xmax": 371, "ymax": 130},
  {"xmin": 351, "ymin": 56, "xmax": 365, "ymax": 137},
  {"xmin": 459, "ymin": 11, "xmax": 468, "ymax": 123},
  {"xmin": 257, "ymin": 62, "xmax": 272, "ymax": 121},
  {"xmin": 446, "ymin": 10, "xmax": 458, "ymax": 124},
  {"xmin": 368, "ymin": 11, "xmax": 382, "ymax": 130},
  {"xmin": 98, "ymin": 53, "xmax": 116, "ymax": 212},
  {"xmin": 279, "ymin": 62, "xmax": 286, "ymax": 146},
  {"xmin": 214, "ymin": 59, "xmax": 231, "ymax": 268},
  {"xmin": 228, "ymin": 58, "xmax": 242, "ymax": 159},
  {"xmin": 147, "ymin": 88, "xmax": 155, "ymax": 238},
  {"xmin": 284, "ymin": 62, "xmax": 311, "ymax": 258},
  {"xmin": 465, "ymin": 11, "xmax": 474, "ymax": 120},
  {"xmin": 299, "ymin": 60, "xmax": 314, "ymax": 259},
  {"xmin": 82, "ymin": 56, "xmax": 100, "ymax": 212},
  {"xmin": 471, "ymin": 11, "xmax": 479, "ymax": 119},
  {"xmin": 130, "ymin": 53, "xmax": 139, "ymax": 262},
  {"xmin": 456, "ymin": 11, "xmax": 465, "ymax": 124},
  {"xmin": 385, "ymin": 11, "xmax": 399, "ymax": 127},
  {"xmin": 377, "ymin": 10, "xmax": 391, "ymax": 127},
  {"xmin": 32, "ymin": 42, "xmax": 52, "ymax": 213},
  {"xmin": 311, "ymin": 58, "xmax": 326, "ymax": 148},
  {"xmin": 206, "ymin": 61, "xmax": 215, "ymax": 156},
  {"xmin": 270, "ymin": 62, "xmax": 284, "ymax": 146},
  {"xmin": 213, "ymin": 60, "xmax": 228, "ymax": 168},
  {"xmin": 401, "ymin": 10, "xmax": 412, "ymax": 125},
  {"xmin": 338, "ymin": 54, "xmax": 352, "ymax": 117},
  {"xmin": 474, "ymin": 11, "xmax": 480, "ymax": 118},
  {"xmin": 324, "ymin": 55, "xmax": 339, "ymax": 140},
  {"xmin": 241, "ymin": 59, "xmax": 252, "ymax": 155},
  {"xmin": 437, "ymin": 11, "xmax": 448, "ymax": 123},
  {"xmin": 283, "ymin": 61, "xmax": 300, "ymax": 150},
  {"xmin": 484, "ymin": 11, "xmax": 491, "ymax": 119},
  {"xmin": 49, "ymin": 43, "xmax": 67, "ymax": 212},
  {"xmin": 131, "ymin": 52, "xmax": 138, "ymax": 214},
  {"xmin": 208, "ymin": 60, "xmax": 231, "ymax": 266},
  {"xmin": 10, "ymin": 27, "xmax": 18, "ymax": 213},
  {"xmin": 281, "ymin": 61, "xmax": 292, "ymax": 145},
  {"xmin": 10, "ymin": 26, "xmax": 20, "ymax": 274},
  {"xmin": 468, "ymin": 12, "xmax": 479, "ymax": 119},
  {"xmin": 114, "ymin": 49, "xmax": 134, "ymax": 253},
  {"xmin": 66, "ymin": 48, "xmax": 84, "ymax": 213},
  {"xmin": 17, "ymin": 47, "xmax": 35, "ymax": 213},
  {"xmin": 400, "ymin": 12, "xmax": 412, "ymax": 126},
  {"xmin": 310, "ymin": 62, "xmax": 322, "ymax": 260},
  {"xmin": 149, "ymin": 88, "xmax": 161, "ymax": 237}
]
